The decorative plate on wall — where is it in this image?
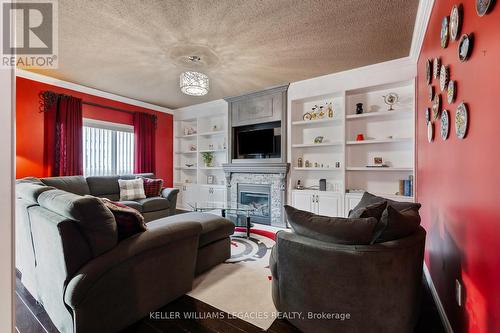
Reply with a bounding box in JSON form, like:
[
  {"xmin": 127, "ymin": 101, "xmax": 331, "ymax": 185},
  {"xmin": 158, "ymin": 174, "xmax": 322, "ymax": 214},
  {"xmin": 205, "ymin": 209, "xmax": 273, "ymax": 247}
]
[
  {"xmin": 429, "ymin": 86, "xmax": 434, "ymax": 101},
  {"xmin": 447, "ymin": 80, "xmax": 456, "ymax": 103},
  {"xmin": 458, "ymin": 34, "xmax": 473, "ymax": 62},
  {"xmin": 426, "ymin": 59, "xmax": 432, "ymax": 84},
  {"xmin": 476, "ymin": 0, "xmax": 494, "ymax": 16},
  {"xmin": 455, "ymin": 102, "xmax": 468, "ymax": 139},
  {"xmin": 433, "ymin": 57, "xmax": 441, "ymax": 79},
  {"xmin": 441, "ymin": 110, "xmax": 450, "ymax": 140},
  {"xmin": 426, "ymin": 108, "xmax": 431, "ymax": 125},
  {"xmin": 432, "ymin": 94, "xmax": 441, "ymax": 120},
  {"xmin": 440, "ymin": 17, "xmax": 449, "ymax": 48},
  {"xmin": 428, "ymin": 122, "xmax": 434, "ymax": 143},
  {"xmin": 439, "ymin": 65, "xmax": 449, "ymax": 91},
  {"xmin": 450, "ymin": 5, "xmax": 462, "ymax": 41}
]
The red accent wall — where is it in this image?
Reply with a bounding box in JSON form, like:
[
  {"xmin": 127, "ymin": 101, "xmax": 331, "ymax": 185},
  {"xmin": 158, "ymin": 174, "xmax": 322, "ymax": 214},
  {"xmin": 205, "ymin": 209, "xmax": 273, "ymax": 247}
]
[
  {"xmin": 417, "ymin": 2, "xmax": 500, "ymax": 332},
  {"xmin": 16, "ymin": 76, "xmax": 174, "ymax": 186}
]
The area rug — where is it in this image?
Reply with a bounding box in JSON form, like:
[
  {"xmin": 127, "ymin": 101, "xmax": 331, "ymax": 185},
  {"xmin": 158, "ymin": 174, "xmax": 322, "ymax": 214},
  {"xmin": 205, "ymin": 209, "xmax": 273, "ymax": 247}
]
[{"xmin": 188, "ymin": 228, "xmax": 278, "ymax": 330}]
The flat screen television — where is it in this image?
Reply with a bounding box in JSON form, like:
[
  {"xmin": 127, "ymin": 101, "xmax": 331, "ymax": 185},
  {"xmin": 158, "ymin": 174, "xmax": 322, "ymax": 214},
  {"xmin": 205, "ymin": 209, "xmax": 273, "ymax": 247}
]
[{"xmin": 237, "ymin": 128, "xmax": 277, "ymax": 157}]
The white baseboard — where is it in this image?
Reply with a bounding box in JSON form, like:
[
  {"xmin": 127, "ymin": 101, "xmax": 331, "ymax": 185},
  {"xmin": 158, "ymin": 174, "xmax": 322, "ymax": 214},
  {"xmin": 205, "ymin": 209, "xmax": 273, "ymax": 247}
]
[{"xmin": 423, "ymin": 264, "xmax": 454, "ymax": 333}]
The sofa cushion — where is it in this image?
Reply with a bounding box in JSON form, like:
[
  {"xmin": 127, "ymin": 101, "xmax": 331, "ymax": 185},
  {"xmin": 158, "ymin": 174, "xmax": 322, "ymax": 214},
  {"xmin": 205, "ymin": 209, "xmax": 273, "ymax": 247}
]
[
  {"xmin": 100, "ymin": 199, "xmax": 147, "ymax": 241},
  {"xmin": 41, "ymin": 176, "xmax": 90, "ymax": 196},
  {"xmin": 37, "ymin": 190, "xmax": 117, "ymax": 257},
  {"xmin": 350, "ymin": 192, "xmax": 421, "ymax": 214},
  {"xmin": 118, "ymin": 178, "xmax": 146, "ymax": 201},
  {"xmin": 136, "ymin": 197, "xmax": 170, "ymax": 212},
  {"xmin": 162, "ymin": 212, "xmax": 235, "ymax": 247},
  {"xmin": 284, "ymin": 205, "xmax": 378, "ymax": 245},
  {"xmin": 141, "ymin": 177, "xmax": 163, "ymax": 197},
  {"xmin": 349, "ymin": 201, "xmax": 387, "ymax": 220},
  {"xmin": 118, "ymin": 200, "xmax": 143, "ymax": 212},
  {"xmin": 86, "ymin": 175, "xmax": 120, "ymax": 197},
  {"xmin": 372, "ymin": 206, "xmax": 422, "ymax": 243}
]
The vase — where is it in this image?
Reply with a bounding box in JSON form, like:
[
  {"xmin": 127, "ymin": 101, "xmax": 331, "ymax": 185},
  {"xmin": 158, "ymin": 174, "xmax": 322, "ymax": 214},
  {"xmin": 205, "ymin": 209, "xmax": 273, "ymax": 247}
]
[{"xmin": 356, "ymin": 103, "xmax": 364, "ymax": 114}]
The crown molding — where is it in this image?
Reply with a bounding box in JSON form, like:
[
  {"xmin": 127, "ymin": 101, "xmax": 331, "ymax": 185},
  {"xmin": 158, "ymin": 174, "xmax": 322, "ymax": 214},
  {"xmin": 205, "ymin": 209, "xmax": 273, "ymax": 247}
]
[
  {"xmin": 409, "ymin": 0, "xmax": 434, "ymax": 62},
  {"xmin": 15, "ymin": 69, "xmax": 173, "ymax": 114}
]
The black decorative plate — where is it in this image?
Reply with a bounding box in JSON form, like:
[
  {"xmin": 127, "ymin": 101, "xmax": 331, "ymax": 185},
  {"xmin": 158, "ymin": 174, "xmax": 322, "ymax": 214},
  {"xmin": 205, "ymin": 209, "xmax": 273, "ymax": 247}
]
[
  {"xmin": 425, "ymin": 108, "xmax": 431, "ymax": 125},
  {"xmin": 450, "ymin": 5, "xmax": 462, "ymax": 41},
  {"xmin": 439, "ymin": 65, "xmax": 449, "ymax": 92},
  {"xmin": 440, "ymin": 16, "xmax": 449, "ymax": 48},
  {"xmin": 429, "ymin": 86, "xmax": 434, "ymax": 101},
  {"xmin": 476, "ymin": 0, "xmax": 495, "ymax": 16},
  {"xmin": 426, "ymin": 59, "xmax": 432, "ymax": 84},
  {"xmin": 458, "ymin": 34, "xmax": 473, "ymax": 62},
  {"xmin": 432, "ymin": 94, "xmax": 441, "ymax": 120}
]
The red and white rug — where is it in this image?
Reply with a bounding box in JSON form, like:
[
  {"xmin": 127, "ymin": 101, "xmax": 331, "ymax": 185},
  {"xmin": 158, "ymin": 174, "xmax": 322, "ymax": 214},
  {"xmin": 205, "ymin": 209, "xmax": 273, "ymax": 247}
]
[{"xmin": 188, "ymin": 228, "xmax": 278, "ymax": 330}]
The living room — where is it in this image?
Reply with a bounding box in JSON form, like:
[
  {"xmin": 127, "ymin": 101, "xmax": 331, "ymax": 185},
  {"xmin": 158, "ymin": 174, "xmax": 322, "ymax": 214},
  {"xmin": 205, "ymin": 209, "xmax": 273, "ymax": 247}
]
[{"xmin": 1, "ymin": 0, "xmax": 499, "ymax": 332}]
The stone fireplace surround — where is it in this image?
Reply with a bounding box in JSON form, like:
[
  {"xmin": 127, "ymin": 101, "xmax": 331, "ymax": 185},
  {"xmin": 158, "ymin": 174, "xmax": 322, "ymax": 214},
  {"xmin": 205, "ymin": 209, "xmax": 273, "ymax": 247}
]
[{"xmin": 223, "ymin": 163, "xmax": 289, "ymax": 227}]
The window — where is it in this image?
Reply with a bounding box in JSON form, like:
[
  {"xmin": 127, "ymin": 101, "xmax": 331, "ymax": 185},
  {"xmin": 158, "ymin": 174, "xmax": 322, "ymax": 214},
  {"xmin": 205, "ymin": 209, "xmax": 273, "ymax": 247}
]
[{"xmin": 83, "ymin": 119, "xmax": 134, "ymax": 176}]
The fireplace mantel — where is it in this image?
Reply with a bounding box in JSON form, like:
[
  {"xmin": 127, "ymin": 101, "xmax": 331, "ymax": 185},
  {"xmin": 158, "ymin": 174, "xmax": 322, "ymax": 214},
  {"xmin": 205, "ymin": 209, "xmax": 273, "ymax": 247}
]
[{"xmin": 222, "ymin": 162, "xmax": 289, "ymax": 175}]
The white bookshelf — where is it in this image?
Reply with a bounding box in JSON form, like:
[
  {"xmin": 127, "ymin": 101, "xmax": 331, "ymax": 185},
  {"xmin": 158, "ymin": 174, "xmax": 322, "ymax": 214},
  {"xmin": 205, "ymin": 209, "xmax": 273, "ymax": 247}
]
[
  {"xmin": 288, "ymin": 78, "xmax": 415, "ymax": 217},
  {"xmin": 173, "ymin": 113, "xmax": 228, "ymax": 187}
]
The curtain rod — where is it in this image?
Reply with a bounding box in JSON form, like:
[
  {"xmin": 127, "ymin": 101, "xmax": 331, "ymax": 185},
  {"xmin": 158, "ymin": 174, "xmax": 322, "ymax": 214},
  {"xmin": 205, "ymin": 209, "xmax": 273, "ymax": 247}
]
[
  {"xmin": 40, "ymin": 90, "xmax": 156, "ymax": 119},
  {"xmin": 82, "ymin": 101, "xmax": 135, "ymax": 115}
]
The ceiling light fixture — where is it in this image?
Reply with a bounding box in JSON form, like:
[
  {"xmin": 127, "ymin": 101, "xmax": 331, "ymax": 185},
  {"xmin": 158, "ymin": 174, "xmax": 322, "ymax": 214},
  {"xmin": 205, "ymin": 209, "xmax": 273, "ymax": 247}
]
[
  {"xmin": 180, "ymin": 71, "xmax": 209, "ymax": 96},
  {"xmin": 180, "ymin": 55, "xmax": 209, "ymax": 96}
]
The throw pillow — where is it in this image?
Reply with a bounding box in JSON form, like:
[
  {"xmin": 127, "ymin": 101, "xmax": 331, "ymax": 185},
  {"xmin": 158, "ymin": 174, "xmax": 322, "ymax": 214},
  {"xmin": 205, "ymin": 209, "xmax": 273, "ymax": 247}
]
[
  {"xmin": 372, "ymin": 205, "xmax": 421, "ymax": 243},
  {"xmin": 350, "ymin": 192, "xmax": 421, "ymax": 214},
  {"xmin": 140, "ymin": 177, "xmax": 163, "ymax": 197},
  {"xmin": 349, "ymin": 201, "xmax": 388, "ymax": 220},
  {"xmin": 118, "ymin": 178, "xmax": 146, "ymax": 201},
  {"xmin": 284, "ymin": 205, "xmax": 378, "ymax": 245},
  {"xmin": 100, "ymin": 198, "xmax": 147, "ymax": 241}
]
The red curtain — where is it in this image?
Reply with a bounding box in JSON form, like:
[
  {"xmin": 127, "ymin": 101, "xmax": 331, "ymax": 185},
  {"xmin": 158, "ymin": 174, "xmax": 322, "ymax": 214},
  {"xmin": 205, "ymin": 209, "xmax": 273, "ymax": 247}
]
[
  {"xmin": 134, "ymin": 112, "xmax": 156, "ymax": 174},
  {"xmin": 54, "ymin": 96, "xmax": 83, "ymax": 176}
]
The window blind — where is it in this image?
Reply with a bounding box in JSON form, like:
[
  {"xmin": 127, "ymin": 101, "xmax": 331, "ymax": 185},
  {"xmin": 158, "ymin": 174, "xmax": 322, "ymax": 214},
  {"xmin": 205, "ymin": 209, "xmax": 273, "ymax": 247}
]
[{"xmin": 83, "ymin": 121, "xmax": 134, "ymax": 176}]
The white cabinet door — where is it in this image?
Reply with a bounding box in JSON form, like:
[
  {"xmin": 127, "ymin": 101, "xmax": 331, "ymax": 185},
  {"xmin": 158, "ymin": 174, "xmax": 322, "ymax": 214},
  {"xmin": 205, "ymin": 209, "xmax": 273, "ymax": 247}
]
[
  {"xmin": 183, "ymin": 184, "xmax": 199, "ymax": 208},
  {"xmin": 175, "ymin": 185, "xmax": 184, "ymax": 209},
  {"xmin": 317, "ymin": 193, "xmax": 342, "ymax": 217},
  {"xmin": 211, "ymin": 187, "xmax": 227, "ymax": 202},
  {"xmin": 291, "ymin": 191, "xmax": 314, "ymax": 213}
]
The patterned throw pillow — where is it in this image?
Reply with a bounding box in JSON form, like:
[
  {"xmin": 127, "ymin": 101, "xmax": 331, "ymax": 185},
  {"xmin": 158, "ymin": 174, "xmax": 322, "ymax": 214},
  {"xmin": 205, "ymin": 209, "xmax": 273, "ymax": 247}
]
[
  {"xmin": 118, "ymin": 178, "xmax": 146, "ymax": 201},
  {"xmin": 140, "ymin": 177, "xmax": 163, "ymax": 197},
  {"xmin": 100, "ymin": 198, "xmax": 147, "ymax": 241}
]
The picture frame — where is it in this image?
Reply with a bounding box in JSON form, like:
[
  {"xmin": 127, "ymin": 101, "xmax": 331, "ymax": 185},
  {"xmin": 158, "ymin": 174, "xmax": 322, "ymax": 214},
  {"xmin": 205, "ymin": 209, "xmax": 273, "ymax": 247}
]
[{"xmin": 207, "ymin": 175, "xmax": 215, "ymax": 184}]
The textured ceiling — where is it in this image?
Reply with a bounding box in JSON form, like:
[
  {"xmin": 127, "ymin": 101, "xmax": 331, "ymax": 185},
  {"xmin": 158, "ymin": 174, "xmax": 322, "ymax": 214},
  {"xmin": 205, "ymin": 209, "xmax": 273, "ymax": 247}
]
[{"xmin": 25, "ymin": 0, "xmax": 419, "ymax": 109}]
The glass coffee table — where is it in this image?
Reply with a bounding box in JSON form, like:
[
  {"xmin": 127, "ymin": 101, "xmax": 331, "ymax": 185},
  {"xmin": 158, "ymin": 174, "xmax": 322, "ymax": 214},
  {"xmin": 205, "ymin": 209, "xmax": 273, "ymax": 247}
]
[{"xmin": 188, "ymin": 201, "xmax": 255, "ymax": 238}]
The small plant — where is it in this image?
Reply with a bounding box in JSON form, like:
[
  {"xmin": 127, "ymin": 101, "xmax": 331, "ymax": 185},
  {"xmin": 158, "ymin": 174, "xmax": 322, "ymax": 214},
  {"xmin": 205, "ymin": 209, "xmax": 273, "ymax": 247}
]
[{"xmin": 201, "ymin": 152, "xmax": 214, "ymax": 167}]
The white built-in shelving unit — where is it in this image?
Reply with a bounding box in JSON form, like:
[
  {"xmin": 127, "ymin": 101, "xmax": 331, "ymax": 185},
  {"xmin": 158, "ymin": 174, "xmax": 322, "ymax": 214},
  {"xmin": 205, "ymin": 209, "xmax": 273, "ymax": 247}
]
[
  {"xmin": 288, "ymin": 60, "xmax": 416, "ymax": 217},
  {"xmin": 173, "ymin": 100, "xmax": 229, "ymax": 210}
]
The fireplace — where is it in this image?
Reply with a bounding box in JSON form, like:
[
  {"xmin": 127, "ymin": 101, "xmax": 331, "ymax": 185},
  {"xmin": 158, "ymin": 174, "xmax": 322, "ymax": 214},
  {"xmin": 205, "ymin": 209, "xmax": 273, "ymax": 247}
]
[{"xmin": 237, "ymin": 184, "xmax": 271, "ymax": 225}]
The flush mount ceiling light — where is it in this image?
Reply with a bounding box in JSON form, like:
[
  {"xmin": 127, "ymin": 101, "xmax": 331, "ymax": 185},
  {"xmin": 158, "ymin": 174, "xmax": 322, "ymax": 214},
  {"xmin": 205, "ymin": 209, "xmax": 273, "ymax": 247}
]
[
  {"xmin": 180, "ymin": 71, "xmax": 209, "ymax": 96},
  {"xmin": 179, "ymin": 55, "xmax": 209, "ymax": 96}
]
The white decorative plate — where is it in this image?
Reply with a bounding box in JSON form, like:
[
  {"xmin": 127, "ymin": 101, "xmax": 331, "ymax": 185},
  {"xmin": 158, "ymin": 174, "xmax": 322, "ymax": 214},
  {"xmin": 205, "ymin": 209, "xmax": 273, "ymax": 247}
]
[
  {"xmin": 450, "ymin": 5, "xmax": 462, "ymax": 41},
  {"xmin": 441, "ymin": 110, "xmax": 449, "ymax": 140},
  {"xmin": 428, "ymin": 122, "xmax": 434, "ymax": 143},
  {"xmin": 455, "ymin": 102, "xmax": 468, "ymax": 139}
]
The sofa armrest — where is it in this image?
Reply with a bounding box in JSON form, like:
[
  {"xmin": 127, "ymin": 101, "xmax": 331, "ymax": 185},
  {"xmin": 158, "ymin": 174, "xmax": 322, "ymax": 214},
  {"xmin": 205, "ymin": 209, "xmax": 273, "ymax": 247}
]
[
  {"xmin": 64, "ymin": 219, "xmax": 201, "ymax": 308},
  {"xmin": 161, "ymin": 188, "xmax": 179, "ymax": 215},
  {"xmin": 161, "ymin": 187, "xmax": 179, "ymax": 201}
]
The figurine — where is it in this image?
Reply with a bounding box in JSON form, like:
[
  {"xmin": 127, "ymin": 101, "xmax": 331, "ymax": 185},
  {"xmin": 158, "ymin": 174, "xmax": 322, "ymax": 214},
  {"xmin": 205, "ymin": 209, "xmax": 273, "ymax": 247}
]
[
  {"xmin": 297, "ymin": 157, "xmax": 303, "ymax": 168},
  {"xmin": 327, "ymin": 102, "xmax": 334, "ymax": 118}
]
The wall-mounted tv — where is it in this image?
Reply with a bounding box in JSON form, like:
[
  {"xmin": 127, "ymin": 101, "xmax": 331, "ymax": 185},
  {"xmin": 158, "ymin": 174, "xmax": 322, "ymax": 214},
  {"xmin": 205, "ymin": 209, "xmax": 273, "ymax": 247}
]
[{"xmin": 234, "ymin": 121, "xmax": 281, "ymax": 159}]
